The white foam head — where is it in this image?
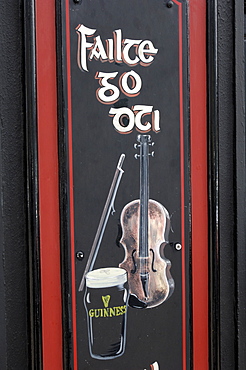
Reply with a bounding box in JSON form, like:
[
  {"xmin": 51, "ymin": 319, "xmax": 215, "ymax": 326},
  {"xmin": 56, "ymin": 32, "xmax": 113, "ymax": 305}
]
[{"xmin": 85, "ymin": 267, "xmax": 127, "ymax": 288}]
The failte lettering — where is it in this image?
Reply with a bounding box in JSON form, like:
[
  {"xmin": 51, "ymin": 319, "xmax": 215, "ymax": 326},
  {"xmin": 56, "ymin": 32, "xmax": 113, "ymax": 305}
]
[
  {"xmin": 75, "ymin": 24, "xmax": 161, "ymax": 133},
  {"xmin": 76, "ymin": 24, "xmax": 158, "ymax": 71}
]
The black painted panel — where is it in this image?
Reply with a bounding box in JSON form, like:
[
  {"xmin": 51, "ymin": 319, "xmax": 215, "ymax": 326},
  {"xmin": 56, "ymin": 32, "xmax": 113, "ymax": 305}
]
[{"xmin": 57, "ymin": 1, "xmax": 190, "ymax": 369}]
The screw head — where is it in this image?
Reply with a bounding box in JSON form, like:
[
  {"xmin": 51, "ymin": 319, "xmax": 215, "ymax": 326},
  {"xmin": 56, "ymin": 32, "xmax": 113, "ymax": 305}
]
[
  {"xmin": 167, "ymin": 1, "xmax": 173, "ymax": 8},
  {"xmin": 175, "ymin": 243, "xmax": 182, "ymax": 251},
  {"xmin": 76, "ymin": 251, "xmax": 84, "ymax": 260}
]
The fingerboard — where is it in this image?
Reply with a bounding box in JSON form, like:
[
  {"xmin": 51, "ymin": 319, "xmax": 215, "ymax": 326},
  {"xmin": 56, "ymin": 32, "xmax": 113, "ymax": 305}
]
[{"xmin": 138, "ymin": 135, "xmax": 151, "ymax": 259}]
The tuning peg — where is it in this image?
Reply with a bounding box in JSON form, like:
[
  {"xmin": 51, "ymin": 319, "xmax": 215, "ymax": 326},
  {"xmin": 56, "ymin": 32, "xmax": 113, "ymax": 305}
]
[
  {"xmin": 149, "ymin": 141, "xmax": 155, "ymax": 146},
  {"xmin": 146, "ymin": 134, "xmax": 151, "ymax": 142},
  {"xmin": 134, "ymin": 143, "xmax": 140, "ymax": 149},
  {"xmin": 149, "ymin": 151, "xmax": 155, "ymax": 157},
  {"xmin": 134, "ymin": 154, "xmax": 140, "ymax": 159}
]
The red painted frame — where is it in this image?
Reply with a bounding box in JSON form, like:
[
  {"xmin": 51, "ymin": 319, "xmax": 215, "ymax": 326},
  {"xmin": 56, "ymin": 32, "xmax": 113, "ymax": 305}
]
[
  {"xmin": 190, "ymin": 1, "xmax": 208, "ymax": 368},
  {"xmin": 36, "ymin": 0, "xmax": 63, "ymax": 368},
  {"xmin": 35, "ymin": 0, "xmax": 207, "ymax": 368}
]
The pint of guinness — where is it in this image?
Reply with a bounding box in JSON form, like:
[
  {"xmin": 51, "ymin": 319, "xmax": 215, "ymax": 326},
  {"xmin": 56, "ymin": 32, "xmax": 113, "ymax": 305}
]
[{"xmin": 84, "ymin": 267, "xmax": 129, "ymax": 360}]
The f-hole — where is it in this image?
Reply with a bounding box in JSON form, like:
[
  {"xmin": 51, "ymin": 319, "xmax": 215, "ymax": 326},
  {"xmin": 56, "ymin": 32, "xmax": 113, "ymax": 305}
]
[
  {"xmin": 150, "ymin": 249, "xmax": 157, "ymax": 272},
  {"xmin": 131, "ymin": 249, "xmax": 137, "ymax": 273}
]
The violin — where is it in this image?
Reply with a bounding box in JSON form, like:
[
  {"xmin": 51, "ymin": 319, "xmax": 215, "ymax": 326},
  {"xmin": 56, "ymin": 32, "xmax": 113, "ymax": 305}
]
[{"xmin": 119, "ymin": 135, "xmax": 174, "ymax": 308}]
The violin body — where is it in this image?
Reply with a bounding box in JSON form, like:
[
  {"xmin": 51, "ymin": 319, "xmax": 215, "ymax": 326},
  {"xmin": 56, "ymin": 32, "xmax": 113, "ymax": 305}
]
[{"xmin": 119, "ymin": 199, "xmax": 174, "ymax": 308}]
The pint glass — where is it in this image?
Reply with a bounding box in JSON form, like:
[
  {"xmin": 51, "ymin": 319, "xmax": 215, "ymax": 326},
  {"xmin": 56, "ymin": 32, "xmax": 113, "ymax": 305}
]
[{"xmin": 84, "ymin": 267, "xmax": 128, "ymax": 360}]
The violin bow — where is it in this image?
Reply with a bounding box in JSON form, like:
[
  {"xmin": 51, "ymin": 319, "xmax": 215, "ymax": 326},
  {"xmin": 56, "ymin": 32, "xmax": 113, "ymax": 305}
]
[{"xmin": 78, "ymin": 153, "xmax": 125, "ymax": 291}]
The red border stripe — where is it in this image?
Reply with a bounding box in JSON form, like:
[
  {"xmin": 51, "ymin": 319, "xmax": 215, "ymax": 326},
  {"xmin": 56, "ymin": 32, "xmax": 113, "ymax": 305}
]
[
  {"xmin": 173, "ymin": 1, "xmax": 187, "ymax": 368},
  {"xmin": 174, "ymin": 2, "xmax": 187, "ymax": 369},
  {"xmin": 36, "ymin": 0, "xmax": 63, "ymax": 368},
  {"xmin": 65, "ymin": 0, "xmax": 78, "ymax": 368},
  {"xmin": 190, "ymin": 0, "xmax": 209, "ymax": 369}
]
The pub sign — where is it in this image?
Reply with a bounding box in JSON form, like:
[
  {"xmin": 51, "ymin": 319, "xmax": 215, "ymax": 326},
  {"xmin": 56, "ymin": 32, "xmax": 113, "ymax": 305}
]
[{"xmin": 57, "ymin": 0, "xmax": 190, "ymax": 368}]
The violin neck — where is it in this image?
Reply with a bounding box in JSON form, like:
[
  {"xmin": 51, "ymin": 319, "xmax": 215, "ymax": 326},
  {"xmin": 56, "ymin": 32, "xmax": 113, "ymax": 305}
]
[{"xmin": 139, "ymin": 135, "xmax": 150, "ymax": 258}]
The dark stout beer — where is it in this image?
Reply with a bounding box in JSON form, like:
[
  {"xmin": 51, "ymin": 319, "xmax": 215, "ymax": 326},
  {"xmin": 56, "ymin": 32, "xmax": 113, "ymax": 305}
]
[{"xmin": 84, "ymin": 267, "xmax": 128, "ymax": 360}]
